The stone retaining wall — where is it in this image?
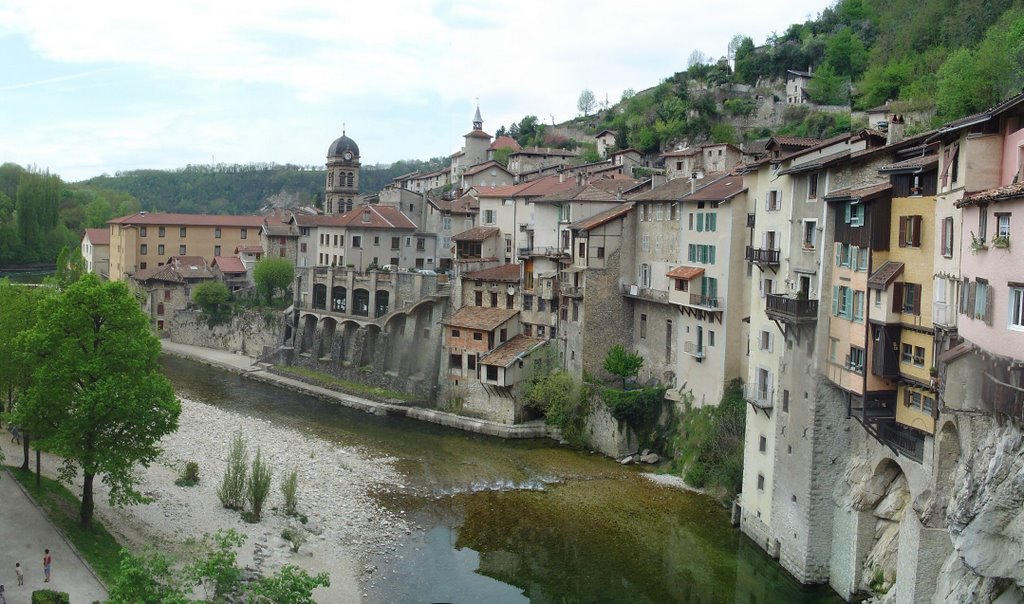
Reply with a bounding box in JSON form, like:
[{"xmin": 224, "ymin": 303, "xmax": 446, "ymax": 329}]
[{"xmin": 169, "ymin": 309, "xmax": 283, "ymax": 356}]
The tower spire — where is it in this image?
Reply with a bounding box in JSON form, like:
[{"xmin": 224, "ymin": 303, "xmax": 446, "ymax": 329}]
[{"xmin": 473, "ymin": 101, "xmax": 483, "ymax": 131}]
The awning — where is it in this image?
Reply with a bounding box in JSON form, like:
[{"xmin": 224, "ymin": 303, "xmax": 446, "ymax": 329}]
[
  {"xmin": 666, "ymin": 266, "xmax": 704, "ymax": 280},
  {"xmin": 867, "ymin": 261, "xmax": 905, "ymax": 289}
]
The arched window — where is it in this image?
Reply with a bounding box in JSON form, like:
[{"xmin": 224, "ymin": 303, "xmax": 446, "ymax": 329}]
[
  {"xmin": 347, "ymin": 172, "xmax": 354, "ymax": 187},
  {"xmin": 328, "ymin": 171, "xmax": 334, "ymax": 187}
]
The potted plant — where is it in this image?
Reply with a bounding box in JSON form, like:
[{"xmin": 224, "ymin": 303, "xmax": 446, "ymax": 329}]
[
  {"xmin": 992, "ymin": 234, "xmax": 1010, "ymax": 249},
  {"xmin": 969, "ymin": 231, "xmax": 987, "ymax": 253}
]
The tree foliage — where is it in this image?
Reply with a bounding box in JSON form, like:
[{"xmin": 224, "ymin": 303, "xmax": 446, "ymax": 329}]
[
  {"xmin": 807, "ymin": 64, "xmax": 848, "ymax": 105},
  {"xmin": 193, "ymin": 281, "xmax": 232, "ymax": 325},
  {"xmin": 253, "ymin": 257, "xmax": 294, "ymax": 305},
  {"xmin": 577, "ymin": 89, "xmax": 596, "ymax": 116},
  {"xmin": 672, "ymin": 379, "xmax": 746, "ymax": 502},
  {"xmin": 603, "ymin": 344, "xmax": 643, "ymax": 388},
  {"xmin": 13, "ymin": 275, "xmax": 180, "ymax": 527}
]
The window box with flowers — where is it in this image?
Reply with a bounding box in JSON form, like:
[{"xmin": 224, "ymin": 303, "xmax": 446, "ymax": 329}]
[
  {"xmin": 969, "ymin": 231, "xmax": 987, "ymax": 253},
  {"xmin": 992, "ymin": 234, "xmax": 1010, "ymax": 249}
]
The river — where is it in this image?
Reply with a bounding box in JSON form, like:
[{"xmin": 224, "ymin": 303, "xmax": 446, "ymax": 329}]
[{"xmin": 160, "ymin": 354, "xmax": 841, "ymax": 604}]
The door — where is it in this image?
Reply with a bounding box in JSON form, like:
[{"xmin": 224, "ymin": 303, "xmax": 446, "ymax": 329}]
[{"xmin": 799, "ymin": 275, "xmax": 811, "ymax": 299}]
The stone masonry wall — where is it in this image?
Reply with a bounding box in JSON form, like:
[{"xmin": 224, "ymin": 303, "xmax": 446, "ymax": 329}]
[{"xmin": 169, "ymin": 309, "xmax": 283, "ymax": 356}]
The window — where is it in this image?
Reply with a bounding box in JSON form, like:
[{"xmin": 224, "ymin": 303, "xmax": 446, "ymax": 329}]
[
  {"xmin": 687, "ymin": 244, "xmax": 716, "ymax": 264},
  {"xmin": 537, "ymin": 325, "xmax": 545, "ymax": 337},
  {"xmin": 473, "ymin": 332, "xmax": 482, "ymax": 341},
  {"xmin": 640, "ymin": 314, "xmax": 647, "ymax": 338},
  {"xmin": 902, "ymin": 283, "xmax": 919, "ymax": 315},
  {"xmin": 808, "ymin": 173, "xmax": 818, "ymax": 199},
  {"xmin": 417, "ymin": 237, "xmax": 426, "ymax": 251},
  {"xmin": 802, "ymin": 220, "xmax": 816, "ymax": 249},
  {"xmin": 941, "ymin": 217, "xmax": 954, "ymax": 257},
  {"xmin": 474, "ymin": 291, "xmax": 483, "ymax": 306},
  {"xmin": 757, "ymin": 473, "xmax": 765, "ymax": 490},
  {"xmin": 766, "ymin": 190, "xmax": 780, "ymax": 211},
  {"xmin": 997, "ymin": 213, "xmax": 1011, "ymax": 238},
  {"xmin": 523, "ymin": 295, "xmax": 533, "ymax": 310},
  {"xmin": 844, "ymin": 202, "xmax": 865, "ymax": 227},
  {"xmin": 215, "ymin": 228, "xmax": 221, "ymax": 239},
  {"xmin": 596, "ymin": 247, "xmax": 605, "ymax": 259},
  {"xmin": 854, "ymin": 291, "xmax": 864, "ymax": 321},
  {"xmin": 832, "ymin": 285, "xmax": 854, "ymax": 319},
  {"xmin": 759, "ymin": 436, "xmax": 767, "ymax": 453},
  {"xmin": 899, "ymin": 216, "xmax": 922, "ymax": 247},
  {"xmin": 675, "ymin": 278, "xmax": 689, "ymax": 292},
  {"xmin": 140, "ymin": 244, "xmax": 148, "ymax": 255},
  {"xmin": 913, "ymin": 346, "xmax": 925, "ymax": 367},
  {"xmin": 782, "ymin": 390, "xmax": 789, "ymax": 413},
  {"xmin": 538, "ymin": 298, "xmax": 547, "ymax": 312},
  {"xmin": 158, "ymin": 244, "xmax": 165, "ymax": 255},
  {"xmin": 901, "ymin": 343, "xmax": 914, "ymax": 364},
  {"xmin": 759, "ymin": 330, "xmax": 773, "ymax": 352},
  {"xmin": 373, "ymin": 236, "xmax": 380, "ymax": 247},
  {"xmin": 641, "ymin": 234, "xmax": 650, "ymax": 251},
  {"xmin": 156, "ymin": 303, "xmax": 164, "ymax": 316},
  {"xmin": 179, "ymin": 245, "xmax": 186, "ymax": 255},
  {"xmin": 829, "ymin": 337, "xmax": 838, "ymax": 361},
  {"xmin": 708, "ymin": 331, "xmax": 715, "ymax": 346},
  {"xmin": 1010, "ymin": 287, "xmax": 1024, "ymax": 329},
  {"xmin": 163, "ymin": 289, "xmax": 171, "ymax": 301},
  {"xmin": 848, "ymin": 346, "xmax": 865, "ymax": 373},
  {"xmin": 665, "ymin": 320, "xmax": 673, "ymax": 362},
  {"xmin": 140, "ymin": 262, "xmax": 147, "ymax": 270},
  {"xmin": 467, "ymin": 355, "xmax": 476, "ymax": 370},
  {"xmin": 705, "ymin": 212, "xmax": 717, "ymax": 231},
  {"xmin": 240, "ymin": 228, "xmax": 248, "ymax": 240},
  {"xmin": 352, "ymin": 236, "xmax": 362, "ymax": 248},
  {"xmin": 640, "ymin": 263, "xmax": 651, "ymax": 287},
  {"xmin": 140, "ymin": 227, "xmax": 147, "ymax": 237},
  {"xmin": 449, "ymin": 354, "xmax": 462, "ymax": 371},
  {"xmin": 484, "ymin": 209, "xmax": 496, "ymax": 224},
  {"xmin": 490, "ymin": 292, "xmax": 498, "ymax": 307},
  {"xmin": 974, "ymin": 280, "xmax": 991, "ymax": 324},
  {"xmin": 978, "ymin": 209, "xmax": 988, "ymax": 240},
  {"xmin": 214, "ymin": 245, "xmax": 221, "ymax": 256}
]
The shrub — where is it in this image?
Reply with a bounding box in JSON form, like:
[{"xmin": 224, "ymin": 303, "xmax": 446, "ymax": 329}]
[
  {"xmin": 281, "ymin": 468, "xmax": 298, "ymax": 516},
  {"xmin": 175, "ymin": 460, "xmax": 200, "ymax": 487},
  {"xmin": 281, "ymin": 522, "xmax": 307, "ymax": 553},
  {"xmin": 218, "ymin": 433, "xmax": 248, "ymax": 510},
  {"xmin": 247, "ymin": 447, "xmax": 273, "ymax": 522},
  {"xmin": 31, "ymin": 591, "xmax": 70, "ymax": 604}
]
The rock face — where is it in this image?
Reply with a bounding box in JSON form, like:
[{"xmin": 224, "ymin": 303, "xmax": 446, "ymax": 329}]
[
  {"xmin": 859, "ymin": 472, "xmax": 909, "ymax": 595},
  {"xmin": 934, "ymin": 423, "xmax": 1024, "ymax": 603}
]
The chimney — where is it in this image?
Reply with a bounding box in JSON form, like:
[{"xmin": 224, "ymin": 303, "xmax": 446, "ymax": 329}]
[
  {"xmin": 887, "ymin": 114, "xmax": 906, "ymax": 145},
  {"xmin": 559, "ymin": 172, "xmax": 565, "ymax": 183}
]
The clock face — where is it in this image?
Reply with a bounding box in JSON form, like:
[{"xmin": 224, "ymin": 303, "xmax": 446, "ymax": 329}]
[{"xmin": 343, "ymin": 151, "xmax": 353, "ymax": 160}]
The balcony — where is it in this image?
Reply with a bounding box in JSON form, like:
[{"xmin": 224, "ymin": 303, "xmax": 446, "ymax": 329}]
[
  {"xmin": 683, "ymin": 341, "xmax": 705, "ymax": 358},
  {"xmin": 686, "ymin": 293, "xmax": 723, "ymax": 310},
  {"xmin": 518, "ymin": 246, "xmax": 570, "ymax": 259},
  {"xmin": 765, "ymin": 294, "xmax": 818, "ymax": 324},
  {"xmin": 877, "ymin": 422, "xmax": 925, "ymax": 463},
  {"xmin": 744, "ymin": 385, "xmax": 773, "ymax": 410},
  {"xmin": 933, "ymin": 302, "xmax": 958, "ymax": 329},
  {"xmin": 745, "ymin": 246, "xmax": 780, "ymax": 267},
  {"xmin": 622, "ymin": 284, "xmax": 670, "ymax": 304},
  {"xmin": 560, "ymin": 283, "xmax": 583, "ymax": 298},
  {"xmin": 983, "ymin": 373, "xmax": 1024, "ymax": 422}
]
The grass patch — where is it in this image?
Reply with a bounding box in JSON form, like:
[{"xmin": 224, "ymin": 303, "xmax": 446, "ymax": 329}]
[
  {"xmin": 275, "ymin": 365, "xmax": 416, "ymax": 401},
  {"xmin": 7, "ymin": 466, "xmax": 122, "ymax": 585}
]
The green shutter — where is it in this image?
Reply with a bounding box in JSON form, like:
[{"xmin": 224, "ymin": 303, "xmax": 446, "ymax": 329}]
[
  {"xmin": 709, "ymin": 246, "xmax": 716, "ymax": 264},
  {"xmin": 833, "ymin": 285, "xmax": 840, "ymax": 316},
  {"xmin": 836, "ymin": 243, "xmax": 842, "ymax": 266},
  {"xmin": 697, "ymin": 213, "xmax": 704, "ymax": 232}
]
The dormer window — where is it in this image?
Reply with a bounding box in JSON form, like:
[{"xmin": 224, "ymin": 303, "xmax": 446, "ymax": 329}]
[{"xmin": 362, "ymin": 209, "xmax": 372, "ymax": 223}]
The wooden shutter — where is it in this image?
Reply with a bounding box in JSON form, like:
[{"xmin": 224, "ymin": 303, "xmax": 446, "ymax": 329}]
[
  {"xmin": 912, "ymin": 284, "xmax": 921, "ymax": 315},
  {"xmin": 898, "ymin": 216, "xmax": 907, "ymax": 247},
  {"xmin": 892, "ymin": 282, "xmax": 904, "ymax": 313},
  {"xmin": 912, "ymin": 216, "xmax": 922, "ymax": 247},
  {"xmin": 985, "ymin": 287, "xmax": 994, "ymax": 325},
  {"xmin": 967, "ymin": 281, "xmax": 976, "ymax": 316},
  {"xmin": 940, "ymin": 217, "xmax": 949, "ymax": 255}
]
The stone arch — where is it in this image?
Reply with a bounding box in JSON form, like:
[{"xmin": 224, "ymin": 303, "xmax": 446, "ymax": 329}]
[
  {"xmin": 331, "ymin": 286, "xmax": 347, "ymax": 313},
  {"xmin": 353, "ymin": 288, "xmax": 370, "ymax": 317},
  {"xmin": 298, "ymin": 314, "xmax": 317, "ymax": 354},
  {"xmin": 312, "ymin": 283, "xmax": 327, "ymax": 310},
  {"xmin": 375, "ymin": 290, "xmax": 390, "ymax": 318},
  {"xmin": 860, "ymin": 458, "xmax": 909, "ymax": 595},
  {"xmin": 319, "ymin": 317, "xmax": 337, "ymax": 360},
  {"xmin": 340, "ymin": 320, "xmax": 360, "ymax": 364},
  {"xmin": 384, "ymin": 313, "xmax": 406, "ymax": 372},
  {"xmin": 361, "ymin": 324, "xmax": 381, "ymax": 367}
]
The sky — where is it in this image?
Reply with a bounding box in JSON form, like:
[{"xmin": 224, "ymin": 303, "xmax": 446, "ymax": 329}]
[{"xmin": 0, "ymin": 0, "xmax": 830, "ymax": 182}]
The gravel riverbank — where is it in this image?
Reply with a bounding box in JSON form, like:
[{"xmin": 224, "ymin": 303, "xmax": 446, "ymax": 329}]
[{"xmin": 0, "ymin": 396, "xmax": 410, "ymax": 603}]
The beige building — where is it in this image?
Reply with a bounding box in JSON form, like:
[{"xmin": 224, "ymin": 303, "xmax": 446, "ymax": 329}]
[
  {"xmin": 107, "ymin": 212, "xmax": 265, "ymax": 281},
  {"xmin": 81, "ymin": 228, "xmax": 110, "ymax": 278}
]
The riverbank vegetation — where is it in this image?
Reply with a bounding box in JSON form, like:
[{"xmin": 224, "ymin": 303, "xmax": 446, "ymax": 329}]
[
  {"xmin": 670, "ymin": 379, "xmax": 746, "ymax": 504},
  {"xmin": 272, "ymin": 365, "xmax": 416, "ymax": 402}
]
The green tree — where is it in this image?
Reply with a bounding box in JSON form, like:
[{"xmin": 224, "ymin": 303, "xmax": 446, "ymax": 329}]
[
  {"xmin": 248, "ymin": 565, "xmax": 330, "ymax": 603},
  {"xmin": 247, "ymin": 447, "xmax": 273, "ymax": 521},
  {"xmin": 0, "ymin": 279, "xmax": 46, "ymax": 471},
  {"xmin": 603, "ymin": 344, "xmax": 643, "ymax": 388},
  {"xmin": 824, "ymin": 28, "xmax": 869, "ymax": 79},
  {"xmin": 51, "ymin": 245, "xmax": 86, "ymax": 290},
  {"xmin": 808, "ymin": 64, "xmax": 849, "ymax": 105},
  {"xmin": 193, "ymin": 281, "xmax": 232, "ymax": 325},
  {"xmin": 252, "ymin": 257, "xmax": 294, "ymax": 305},
  {"xmin": 106, "ymin": 546, "xmax": 190, "ymax": 604},
  {"xmin": 14, "ymin": 275, "xmax": 181, "ymax": 527},
  {"xmin": 492, "ymin": 147, "xmax": 513, "ymax": 167}
]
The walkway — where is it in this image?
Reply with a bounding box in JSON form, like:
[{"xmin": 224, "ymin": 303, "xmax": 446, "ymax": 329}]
[
  {"xmin": 0, "ymin": 469, "xmax": 108, "ymax": 604},
  {"xmin": 159, "ymin": 341, "xmax": 550, "ymax": 439}
]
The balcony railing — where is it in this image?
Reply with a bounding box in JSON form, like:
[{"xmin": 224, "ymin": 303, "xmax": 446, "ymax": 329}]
[
  {"xmin": 687, "ymin": 293, "xmax": 723, "ymax": 309},
  {"xmin": 745, "ymin": 246, "xmax": 780, "ymax": 266},
  {"xmin": 744, "ymin": 385, "xmax": 773, "ymax": 410},
  {"xmin": 683, "ymin": 341, "xmax": 705, "ymax": 358},
  {"xmin": 983, "ymin": 373, "xmax": 1024, "ymax": 422},
  {"xmin": 877, "ymin": 423, "xmax": 924, "ymax": 463},
  {"xmin": 765, "ymin": 294, "xmax": 818, "ymax": 324},
  {"xmin": 560, "ymin": 284, "xmax": 583, "ymax": 298},
  {"xmin": 518, "ymin": 246, "xmax": 570, "ymax": 258},
  {"xmin": 933, "ymin": 302, "xmax": 957, "ymax": 329},
  {"xmin": 622, "ymin": 284, "xmax": 670, "ymax": 304}
]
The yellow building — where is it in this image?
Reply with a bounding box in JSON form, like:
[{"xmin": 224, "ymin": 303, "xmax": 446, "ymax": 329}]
[
  {"xmin": 108, "ymin": 212, "xmax": 266, "ymax": 281},
  {"xmin": 877, "ymin": 154, "xmax": 940, "ymax": 436}
]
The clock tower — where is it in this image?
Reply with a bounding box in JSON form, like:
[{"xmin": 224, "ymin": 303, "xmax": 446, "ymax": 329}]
[{"xmin": 325, "ymin": 130, "xmax": 360, "ymax": 215}]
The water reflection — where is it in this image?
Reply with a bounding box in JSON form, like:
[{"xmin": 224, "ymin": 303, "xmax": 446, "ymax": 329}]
[{"xmin": 159, "ymin": 355, "xmax": 840, "ymax": 604}]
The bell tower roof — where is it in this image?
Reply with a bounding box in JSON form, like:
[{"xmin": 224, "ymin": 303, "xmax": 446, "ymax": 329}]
[{"xmin": 473, "ymin": 104, "xmax": 483, "ymax": 131}]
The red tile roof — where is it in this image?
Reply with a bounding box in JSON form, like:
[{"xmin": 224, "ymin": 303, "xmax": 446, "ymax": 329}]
[
  {"xmin": 132, "ymin": 263, "xmax": 185, "ymax": 284},
  {"xmin": 83, "ymin": 228, "xmax": 110, "ymax": 245},
  {"xmin": 822, "ymin": 182, "xmax": 892, "ymax": 203},
  {"xmin": 666, "ymin": 266, "xmax": 704, "ymax": 280},
  {"xmin": 489, "ymin": 136, "xmax": 522, "ymax": 151},
  {"xmin": 509, "ymin": 147, "xmax": 577, "ymax": 157},
  {"xmin": 235, "ymin": 245, "xmax": 264, "ymax": 254},
  {"xmin": 212, "ymin": 256, "xmax": 246, "ymax": 273},
  {"xmin": 878, "ymin": 154, "xmax": 938, "ymax": 173},
  {"xmin": 568, "ymin": 202, "xmax": 635, "ymax": 231},
  {"xmin": 464, "ymin": 130, "xmax": 492, "ymax": 139},
  {"xmin": 463, "ymin": 160, "xmax": 511, "ymax": 177},
  {"xmin": 443, "ymin": 306, "xmax": 518, "ymax": 330},
  {"xmin": 452, "ymin": 226, "xmax": 500, "ymax": 242},
  {"xmin": 479, "ymin": 335, "xmax": 547, "ymax": 367},
  {"xmin": 957, "ymin": 182, "xmax": 1024, "ymax": 207},
  {"xmin": 327, "ymin": 205, "xmax": 418, "ymax": 229},
  {"xmin": 463, "ymin": 264, "xmax": 521, "ymax": 282},
  {"xmin": 109, "ymin": 212, "xmax": 264, "ymax": 227}
]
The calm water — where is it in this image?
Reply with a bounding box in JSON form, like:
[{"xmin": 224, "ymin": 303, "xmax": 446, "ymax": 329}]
[{"xmin": 160, "ymin": 355, "xmax": 841, "ymax": 604}]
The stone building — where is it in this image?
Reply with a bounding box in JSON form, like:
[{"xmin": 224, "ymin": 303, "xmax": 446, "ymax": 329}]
[
  {"xmin": 310, "ymin": 204, "xmax": 434, "ymax": 271},
  {"xmin": 594, "ymin": 129, "xmax": 617, "ymax": 158},
  {"xmin": 424, "ymin": 193, "xmax": 478, "ymax": 270},
  {"xmin": 131, "ymin": 255, "xmax": 215, "ymax": 331},
  {"xmin": 450, "ymin": 105, "xmax": 493, "ymax": 183}
]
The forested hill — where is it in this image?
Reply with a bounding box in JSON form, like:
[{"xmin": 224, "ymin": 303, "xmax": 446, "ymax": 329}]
[{"xmin": 78, "ymin": 157, "xmax": 448, "ymax": 216}]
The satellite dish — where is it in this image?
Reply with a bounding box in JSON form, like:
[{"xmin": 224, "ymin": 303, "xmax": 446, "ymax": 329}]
[{"xmin": 507, "ymin": 285, "xmax": 516, "ymax": 296}]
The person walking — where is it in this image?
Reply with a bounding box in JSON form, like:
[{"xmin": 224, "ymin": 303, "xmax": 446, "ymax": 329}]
[
  {"xmin": 14, "ymin": 562, "xmax": 23, "ymax": 586},
  {"xmin": 42, "ymin": 549, "xmax": 51, "ymax": 582}
]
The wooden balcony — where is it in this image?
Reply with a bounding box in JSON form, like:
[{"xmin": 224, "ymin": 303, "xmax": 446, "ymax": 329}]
[
  {"xmin": 765, "ymin": 294, "xmax": 818, "ymax": 324},
  {"xmin": 745, "ymin": 246, "xmax": 780, "ymax": 267},
  {"xmin": 983, "ymin": 373, "xmax": 1024, "ymax": 422}
]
